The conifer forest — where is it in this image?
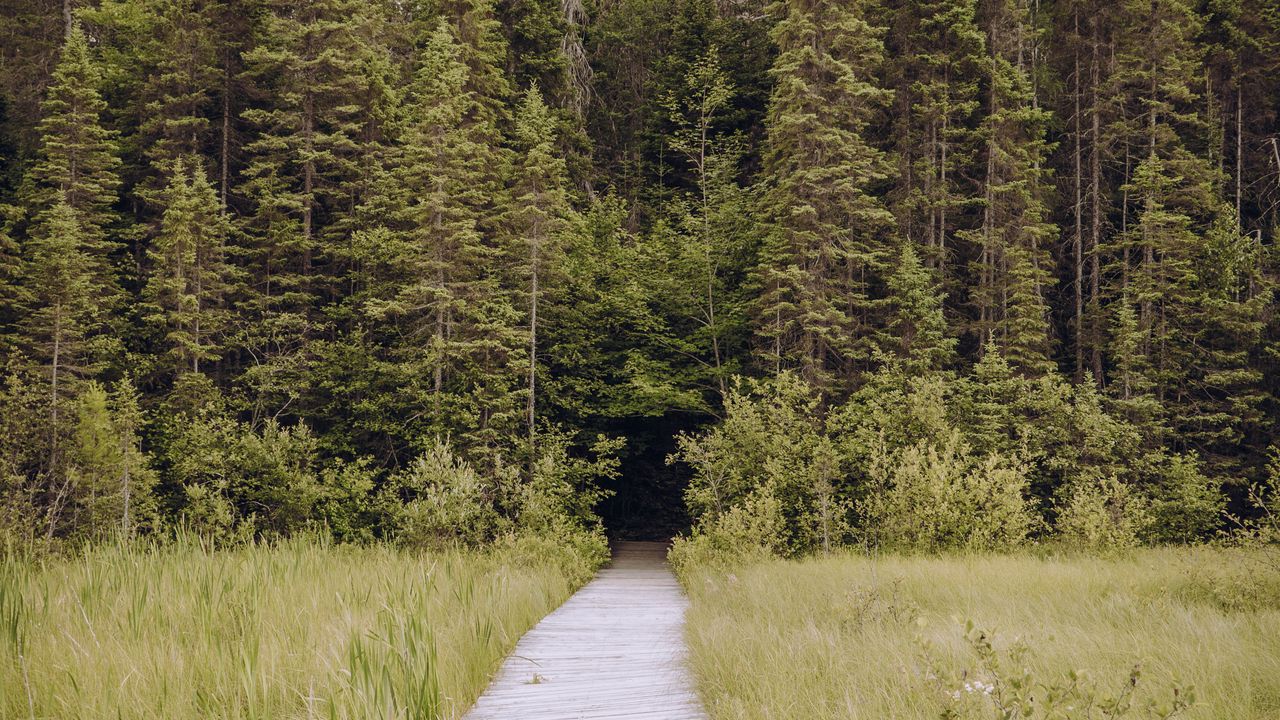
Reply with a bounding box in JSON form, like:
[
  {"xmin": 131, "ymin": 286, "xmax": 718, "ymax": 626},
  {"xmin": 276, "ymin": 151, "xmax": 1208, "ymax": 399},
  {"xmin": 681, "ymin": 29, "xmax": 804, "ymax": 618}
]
[
  {"xmin": 1, "ymin": 0, "xmax": 1279, "ymax": 554},
  {"xmin": 6, "ymin": 2, "xmax": 1280, "ymax": 719}
]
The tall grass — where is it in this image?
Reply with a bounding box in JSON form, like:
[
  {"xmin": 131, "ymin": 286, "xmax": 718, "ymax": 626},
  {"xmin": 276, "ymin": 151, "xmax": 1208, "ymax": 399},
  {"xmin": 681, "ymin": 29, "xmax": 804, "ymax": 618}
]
[
  {"xmin": 682, "ymin": 547, "xmax": 1280, "ymax": 719},
  {"xmin": 0, "ymin": 535, "xmax": 587, "ymax": 719}
]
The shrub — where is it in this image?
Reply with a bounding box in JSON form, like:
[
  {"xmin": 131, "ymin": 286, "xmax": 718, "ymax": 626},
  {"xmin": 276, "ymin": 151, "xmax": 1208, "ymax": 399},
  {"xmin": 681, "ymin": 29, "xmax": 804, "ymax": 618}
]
[
  {"xmin": 861, "ymin": 431, "xmax": 1037, "ymax": 551},
  {"xmin": 165, "ymin": 412, "xmax": 334, "ymax": 537},
  {"xmin": 1241, "ymin": 448, "xmax": 1279, "ymax": 544},
  {"xmin": 514, "ymin": 430, "xmax": 618, "ymax": 568},
  {"xmin": 393, "ymin": 438, "xmax": 505, "ymax": 549},
  {"xmin": 674, "ymin": 373, "xmax": 822, "ymax": 523},
  {"xmin": 672, "ymin": 373, "xmax": 838, "ymax": 557},
  {"xmin": 1055, "ymin": 475, "xmax": 1152, "ymax": 550},
  {"xmin": 1145, "ymin": 454, "xmax": 1224, "ymax": 543},
  {"xmin": 668, "ymin": 485, "xmax": 784, "ymax": 583},
  {"xmin": 923, "ymin": 622, "xmax": 1194, "ymax": 719}
]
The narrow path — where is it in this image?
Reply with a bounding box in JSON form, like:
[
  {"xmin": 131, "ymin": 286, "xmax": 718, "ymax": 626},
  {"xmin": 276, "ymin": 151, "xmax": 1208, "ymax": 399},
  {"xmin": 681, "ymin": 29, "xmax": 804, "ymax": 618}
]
[{"xmin": 464, "ymin": 541, "xmax": 707, "ymax": 720}]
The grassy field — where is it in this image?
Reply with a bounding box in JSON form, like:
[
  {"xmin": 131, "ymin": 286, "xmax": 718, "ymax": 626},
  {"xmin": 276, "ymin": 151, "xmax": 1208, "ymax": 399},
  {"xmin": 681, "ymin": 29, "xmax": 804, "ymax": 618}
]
[
  {"xmin": 682, "ymin": 546, "xmax": 1280, "ymax": 719},
  {"xmin": 0, "ymin": 536, "xmax": 591, "ymax": 720}
]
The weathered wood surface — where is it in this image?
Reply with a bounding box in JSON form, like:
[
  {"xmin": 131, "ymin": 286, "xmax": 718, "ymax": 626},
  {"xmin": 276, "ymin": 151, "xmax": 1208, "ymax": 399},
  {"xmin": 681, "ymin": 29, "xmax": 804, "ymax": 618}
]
[{"xmin": 463, "ymin": 541, "xmax": 707, "ymax": 720}]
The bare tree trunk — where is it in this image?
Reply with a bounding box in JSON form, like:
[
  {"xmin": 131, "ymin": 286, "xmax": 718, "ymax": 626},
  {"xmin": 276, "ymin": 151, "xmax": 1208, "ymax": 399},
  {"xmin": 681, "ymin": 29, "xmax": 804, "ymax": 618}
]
[
  {"xmin": 1236, "ymin": 88, "xmax": 1243, "ymax": 224},
  {"xmin": 1073, "ymin": 12, "xmax": 1084, "ymax": 383},
  {"xmin": 302, "ymin": 106, "xmax": 314, "ymax": 275},
  {"xmin": 528, "ymin": 230, "xmax": 539, "ymax": 461},
  {"xmin": 221, "ymin": 57, "xmax": 232, "ymax": 211},
  {"xmin": 1089, "ymin": 21, "xmax": 1104, "ymax": 385}
]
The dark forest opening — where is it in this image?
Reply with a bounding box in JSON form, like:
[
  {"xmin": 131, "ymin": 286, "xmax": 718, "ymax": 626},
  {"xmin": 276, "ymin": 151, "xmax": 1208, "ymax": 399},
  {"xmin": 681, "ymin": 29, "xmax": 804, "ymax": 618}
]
[{"xmin": 596, "ymin": 413, "xmax": 707, "ymax": 540}]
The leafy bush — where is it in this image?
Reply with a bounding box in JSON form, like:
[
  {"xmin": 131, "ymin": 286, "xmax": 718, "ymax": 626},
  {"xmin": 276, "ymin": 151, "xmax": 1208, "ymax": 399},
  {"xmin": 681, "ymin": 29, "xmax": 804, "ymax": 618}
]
[
  {"xmin": 672, "ymin": 374, "xmax": 839, "ymax": 558},
  {"xmin": 388, "ymin": 429, "xmax": 616, "ymax": 563},
  {"xmin": 672, "ymin": 347, "xmax": 1229, "ymax": 558},
  {"xmin": 392, "ymin": 438, "xmax": 506, "ymax": 549},
  {"xmin": 514, "ymin": 430, "xmax": 618, "ymax": 568},
  {"xmin": 1055, "ymin": 475, "xmax": 1152, "ymax": 550},
  {"xmin": 1239, "ymin": 448, "xmax": 1280, "ymax": 544},
  {"xmin": 164, "ymin": 412, "xmax": 361, "ymax": 538},
  {"xmin": 861, "ymin": 431, "xmax": 1037, "ymax": 551},
  {"xmin": 1145, "ymin": 454, "xmax": 1224, "ymax": 544},
  {"xmin": 668, "ymin": 485, "xmax": 785, "ymax": 582}
]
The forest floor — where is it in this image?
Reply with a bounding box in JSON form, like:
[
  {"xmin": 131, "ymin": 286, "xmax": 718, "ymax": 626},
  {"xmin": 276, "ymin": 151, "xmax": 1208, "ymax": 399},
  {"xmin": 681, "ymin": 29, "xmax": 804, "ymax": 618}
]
[
  {"xmin": 0, "ymin": 537, "xmax": 588, "ymax": 720},
  {"xmin": 681, "ymin": 546, "xmax": 1280, "ymax": 720}
]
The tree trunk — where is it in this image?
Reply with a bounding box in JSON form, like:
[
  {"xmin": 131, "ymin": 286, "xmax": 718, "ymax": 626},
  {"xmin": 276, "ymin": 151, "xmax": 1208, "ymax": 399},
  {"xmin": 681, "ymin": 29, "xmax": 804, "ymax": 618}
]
[
  {"xmin": 1073, "ymin": 11, "xmax": 1084, "ymax": 383},
  {"xmin": 528, "ymin": 229, "xmax": 539, "ymax": 461},
  {"xmin": 1089, "ymin": 20, "xmax": 1103, "ymax": 385}
]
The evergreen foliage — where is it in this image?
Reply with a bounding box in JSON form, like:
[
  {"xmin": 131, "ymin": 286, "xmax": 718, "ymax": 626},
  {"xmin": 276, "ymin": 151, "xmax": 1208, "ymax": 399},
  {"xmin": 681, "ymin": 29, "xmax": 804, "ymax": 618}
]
[{"xmin": 0, "ymin": 0, "xmax": 1277, "ymax": 550}]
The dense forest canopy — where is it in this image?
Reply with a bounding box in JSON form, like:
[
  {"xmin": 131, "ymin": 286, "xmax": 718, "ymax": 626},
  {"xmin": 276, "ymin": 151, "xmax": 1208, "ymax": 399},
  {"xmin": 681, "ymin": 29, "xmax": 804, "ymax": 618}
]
[{"xmin": 0, "ymin": 0, "xmax": 1278, "ymax": 547}]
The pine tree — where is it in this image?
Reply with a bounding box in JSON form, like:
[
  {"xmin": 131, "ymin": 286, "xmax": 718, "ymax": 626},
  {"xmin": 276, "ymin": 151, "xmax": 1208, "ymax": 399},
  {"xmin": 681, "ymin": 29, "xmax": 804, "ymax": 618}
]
[
  {"xmin": 144, "ymin": 157, "xmax": 235, "ymax": 377},
  {"xmin": 20, "ymin": 200, "xmax": 100, "ymax": 475},
  {"xmin": 24, "ymin": 22, "xmax": 123, "ymax": 300},
  {"xmin": 237, "ymin": 0, "xmax": 397, "ymax": 415},
  {"xmin": 54, "ymin": 376, "xmax": 155, "ymax": 539},
  {"xmin": 114, "ymin": 0, "xmax": 226, "ymax": 207},
  {"xmin": 0, "ymin": 205, "xmax": 27, "ymax": 352},
  {"xmin": 238, "ymin": 0, "xmax": 395, "ymax": 306},
  {"xmin": 438, "ymin": 0, "xmax": 515, "ymax": 128},
  {"xmin": 966, "ymin": 0, "xmax": 1055, "ymax": 375},
  {"xmin": 754, "ymin": 0, "xmax": 897, "ymax": 390},
  {"xmin": 1168, "ymin": 209, "xmax": 1270, "ymax": 474},
  {"xmin": 886, "ymin": 242, "xmax": 956, "ymax": 374},
  {"xmin": 355, "ymin": 19, "xmax": 521, "ymax": 461},
  {"xmin": 1091, "ymin": 0, "xmax": 1273, "ymax": 478},
  {"xmin": 510, "ymin": 85, "xmax": 577, "ymax": 454},
  {"xmin": 1107, "ymin": 294, "xmax": 1164, "ymax": 435},
  {"xmin": 887, "ymin": 0, "xmax": 986, "ymax": 276}
]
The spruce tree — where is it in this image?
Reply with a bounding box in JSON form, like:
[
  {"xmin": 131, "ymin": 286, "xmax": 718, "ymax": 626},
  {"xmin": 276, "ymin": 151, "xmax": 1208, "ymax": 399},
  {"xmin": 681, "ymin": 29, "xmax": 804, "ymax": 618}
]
[
  {"xmin": 754, "ymin": 0, "xmax": 897, "ymax": 390},
  {"xmin": 1095, "ymin": 0, "xmax": 1270, "ymax": 477},
  {"xmin": 887, "ymin": 0, "xmax": 986, "ymax": 276},
  {"xmin": 966, "ymin": 0, "xmax": 1055, "ymax": 375},
  {"xmin": 886, "ymin": 242, "xmax": 956, "ymax": 374},
  {"xmin": 114, "ymin": 0, "xmax": 226, "ymax": 208},
  {"xmin": 144, "ymin": 157, "xmax": 234, "ymax": 377},
  {"xmin": 438, "ymin": 0, "xmax": 515, "ymax": 128},
  {"xmin": 356, "ymin": 19, "xmax": 521, "ymax": 461},
  {"xmin": 24, "ymin": 22, "xmax": 123, "ymax": 300},
  {"xmin": 0, "ymin": 206, "xmax": 27, "ymax": 352},
  {"xmin": 237, "ymin": 0, "xmax": 397, "ymax": 414},
  {"xmin": 20, "ymin": 200, "xmax": 100, "ymax": 473},
  {"xmin": 238, "ymin": 0, "xmax": 395, "ymax": 305},
  {"xmin": 510, "ymin": 85, "xmax": 577, "ymax": 452}
]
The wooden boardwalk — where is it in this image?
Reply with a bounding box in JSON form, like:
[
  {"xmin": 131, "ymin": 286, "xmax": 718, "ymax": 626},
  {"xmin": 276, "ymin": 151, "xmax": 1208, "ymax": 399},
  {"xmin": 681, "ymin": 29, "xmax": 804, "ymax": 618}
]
[{"xmin": 464, "ymin": 541, "xmax": 708, "ymax": 720}]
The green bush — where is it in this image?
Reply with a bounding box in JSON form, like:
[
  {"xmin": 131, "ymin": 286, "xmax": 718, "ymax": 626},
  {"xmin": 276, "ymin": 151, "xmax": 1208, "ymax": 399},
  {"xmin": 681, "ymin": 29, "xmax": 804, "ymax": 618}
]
[
  {"xmin": 392, "ymin": 438, "xmax": 505, "ymax": 549},
  {"xmin": 672, "ymin": 374, "xmax": 838, "ymax": 557},
  {"xmin": 1055, "ymin": 475, "xmax": 1152, "ymax": 550},
  {"xmin": 668, "ymin": 485, "xmax": 785, "ymax": 582},
  {"xmin": 164, "ymin": 412, "xmax": 358, "ymax": 538},
  {"xmin": 861, "ymin": 431, "xmax": 1037, "ymax": 551},
  {"xmin": 1145, "ymin": 453, "xmax": 1224, "ymax": 543}
]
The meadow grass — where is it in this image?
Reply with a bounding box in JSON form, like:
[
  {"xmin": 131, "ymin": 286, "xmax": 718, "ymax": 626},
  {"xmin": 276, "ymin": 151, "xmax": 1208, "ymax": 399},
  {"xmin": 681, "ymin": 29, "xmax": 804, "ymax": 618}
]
[
  {"xmin": 682, "ymin": 546, "xmax": 1280, "ymax": 719},
  {"xmin": 0, "ymin": 535, "xmax": 589, "ymax": 719}
]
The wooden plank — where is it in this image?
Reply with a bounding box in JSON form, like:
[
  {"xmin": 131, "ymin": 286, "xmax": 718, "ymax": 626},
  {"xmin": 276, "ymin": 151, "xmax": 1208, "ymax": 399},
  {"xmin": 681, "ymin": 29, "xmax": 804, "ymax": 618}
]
[{"xmin": 463, "ymin": 541, "xmax": 708, "ymax": 720}]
